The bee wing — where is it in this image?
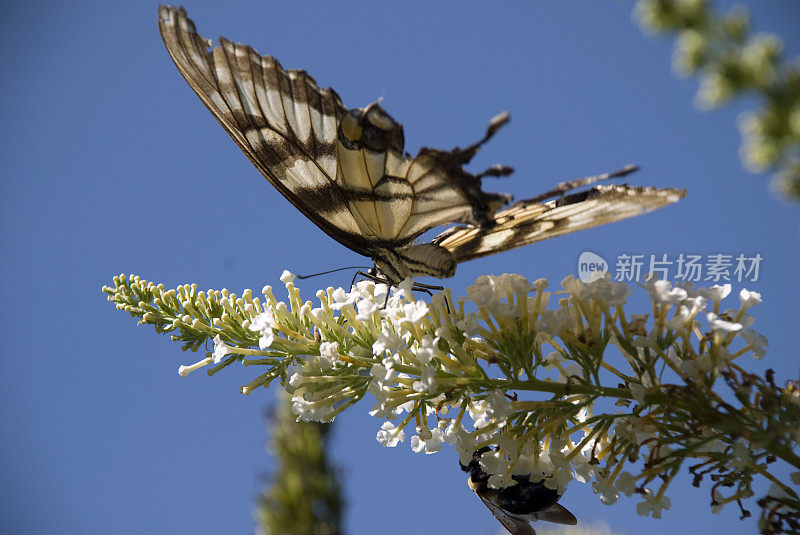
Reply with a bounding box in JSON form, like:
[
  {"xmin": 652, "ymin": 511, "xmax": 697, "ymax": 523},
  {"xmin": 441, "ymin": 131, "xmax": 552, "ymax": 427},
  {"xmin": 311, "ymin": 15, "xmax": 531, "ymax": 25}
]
[
  {"xmin": 475, "ymin": 492, "xmax": 537, "ymax": 535},
  {"xmin": 534, "ymin": 503, "xmax": 578, "ymax": 526}
]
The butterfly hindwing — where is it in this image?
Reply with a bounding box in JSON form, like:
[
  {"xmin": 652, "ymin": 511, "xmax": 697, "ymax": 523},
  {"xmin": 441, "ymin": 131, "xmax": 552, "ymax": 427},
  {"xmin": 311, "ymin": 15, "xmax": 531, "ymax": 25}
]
[{"xmin": 433, "ymin": 184, "xmax": 686, "ymax": 262}]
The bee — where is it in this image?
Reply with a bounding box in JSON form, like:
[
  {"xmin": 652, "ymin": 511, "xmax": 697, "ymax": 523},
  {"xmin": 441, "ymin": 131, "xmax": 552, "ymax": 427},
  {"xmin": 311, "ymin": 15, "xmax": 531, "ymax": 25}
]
[{"xmin": 461, "ymin": 448, "xmax": 577, "ymax": 535}]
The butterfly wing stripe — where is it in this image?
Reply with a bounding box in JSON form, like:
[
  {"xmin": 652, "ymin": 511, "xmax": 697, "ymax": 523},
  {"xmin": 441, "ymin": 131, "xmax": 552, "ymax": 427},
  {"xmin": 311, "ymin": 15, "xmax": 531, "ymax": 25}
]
[
  {"xmin": 434, "ymin": 185, "xmax": 686, "ymax": 262},
  {"xmin": 158, "ymin": 6, "xmax": 374, "ymax": 253},
  {"xmin": 392, "ymin": 160, "xmax": 508, "ymax": 240}
]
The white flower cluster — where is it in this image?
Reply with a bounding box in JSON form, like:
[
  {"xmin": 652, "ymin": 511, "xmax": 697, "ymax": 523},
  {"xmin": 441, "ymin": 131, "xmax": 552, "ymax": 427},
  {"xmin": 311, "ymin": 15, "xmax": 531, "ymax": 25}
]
[{"xmin": 171, "ymin": 270, "xmax": 771, "ymax": 518}]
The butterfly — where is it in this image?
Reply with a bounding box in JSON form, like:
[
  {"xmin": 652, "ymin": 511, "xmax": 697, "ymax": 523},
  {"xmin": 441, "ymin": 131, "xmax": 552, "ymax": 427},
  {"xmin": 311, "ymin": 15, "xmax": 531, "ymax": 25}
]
[
  {"xmin": 157, "ymin": 5, "xmax": 685, "ymax": 286},
  {"xmin": 461, "ymin": 448, "xmax": 577, "ymax": 535}
]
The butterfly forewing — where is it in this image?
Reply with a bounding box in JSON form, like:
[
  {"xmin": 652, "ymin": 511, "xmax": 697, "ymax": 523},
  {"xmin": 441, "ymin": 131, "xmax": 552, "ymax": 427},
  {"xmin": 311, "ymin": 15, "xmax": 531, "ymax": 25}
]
[
  {"xmin": 159, "ymin": 7, "xmax": 375, "ymax": 252},
  {"xmin": 158, "ymin": 5, "xmax": 508, "ymax": 266}
]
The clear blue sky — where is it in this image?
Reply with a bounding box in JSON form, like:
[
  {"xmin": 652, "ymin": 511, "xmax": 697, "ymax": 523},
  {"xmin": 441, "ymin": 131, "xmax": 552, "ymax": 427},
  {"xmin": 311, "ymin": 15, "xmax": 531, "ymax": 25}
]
[{"xmin": 2, "ymin": 1, "xmax": 799, "ymax": 534}]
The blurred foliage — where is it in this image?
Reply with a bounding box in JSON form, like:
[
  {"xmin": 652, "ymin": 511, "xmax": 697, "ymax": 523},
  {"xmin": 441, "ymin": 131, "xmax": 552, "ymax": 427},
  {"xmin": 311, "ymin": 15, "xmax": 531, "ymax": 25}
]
[
  {"xmin": 256, "ymin": 391, "xmax": 343, "ymax": 535},
  {"xmin": 539, "ymin": 524, "xmax": 623, "ymax": 535},
  {"xmin": 635, "ymin": 0, "xmax": 800, "ymax": 200}
]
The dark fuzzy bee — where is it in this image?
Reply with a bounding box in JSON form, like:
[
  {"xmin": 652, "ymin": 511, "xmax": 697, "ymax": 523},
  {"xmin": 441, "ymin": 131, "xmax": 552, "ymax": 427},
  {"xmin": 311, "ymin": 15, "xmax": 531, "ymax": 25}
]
[{"xmin": 461, "ymin": 448, "xmax": 577, "ymax": 535}]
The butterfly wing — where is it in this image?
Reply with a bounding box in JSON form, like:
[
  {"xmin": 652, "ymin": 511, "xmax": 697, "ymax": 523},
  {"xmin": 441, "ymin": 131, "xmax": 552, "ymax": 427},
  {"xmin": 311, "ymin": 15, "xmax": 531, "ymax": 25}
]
[
  {"xmin": 433, "ymin": 184, "xmax": 686, "ymax": 262},
  {"xmin": 158, "ymin": 5, "xmax": 372, "ymax": 252},
  {"xmin": 158, "ymin": 6, "xmax": 509, "ymax": 259}
]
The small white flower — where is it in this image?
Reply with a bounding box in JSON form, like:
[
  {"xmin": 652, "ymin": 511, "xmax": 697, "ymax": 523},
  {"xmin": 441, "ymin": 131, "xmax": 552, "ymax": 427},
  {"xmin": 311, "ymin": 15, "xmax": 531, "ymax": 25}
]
[
  {"xmin": 542, "ymin": 351, "xmax": 563, "ymax": 366},
  {"xmin": 480, "ymin": 449, "xmax": 512, "ymax": 478},
  {"xmin": 456, "ymin": 313, "xmax": 480, "ymax": 337},
  {"xmin": 402, "ymin": 300, "xmax": 429, "ymax": 324},
  {"xmin": 212, "ymin": 334, "xmax": 234, "ymax": 364},
  {"xmin": 667, "ymin": 306, "xmax": 691, "ymax": 330},
  {"xmin": 636, "ymin": 488, "xmax": 671, "ymax": 518},
  {"xmin": 318, "ymin": 341, "xmax": 339, "ymax": 369},
  {"xmin": 373, "ymin": 325, "xmax": 404, "ymax": 355},
  {"xmin": 699, "ymin": 284, "xmax": 731, "ymax": 306},
  {"xmin": 279, "ymin": 270, "xmax": 295, "ymax": 285},
  {"xmin": 536, "ymin": 308, "xmax": 570, "ymax": 337},
  {"xmin": 615, "ymin": 471, "xmax": 638, "ymax": 497},
  {"xmin": 739, "ymin": 289, "xmax": 762, "ymax": 309},
  {"xmin": 288, "ymin": 372, "xmax": 306, "ymax": 389},
  {"xmin": 248, "ymin": 310, "xmax": 275, "ymax": 349},
  {"xmin": 646, "ymin": 278, "xmax": 687, "ymax": 305},
  {"xmin": 730, "ymin": 441, "xmax": 753, "ymax": 470},
  {"xmin": 695, "ymin": 439, "xmax": 727, "ymax": 454},
  {"xmin": 555, "ymin": 363, "xmax": 582, "ymax": 384},
  {"xmin": 377, "ymin": 421, "xmax": 406, "ymax": 447},
  {"xmin": 329, "ymin": 287, "xmax": 357, "ymax": 310},
  {"xmin": 178, "ymin": 356, "xmax": 212, "ymax": 377},
  {"xmin": 588, "ymin": 275, "xmax": 631, "ymax": 306},
  {"xmin": 444, "ymin": 421, "xmax": 478, "ymax": 455},
  {"xmin": 679, "ymin": 354, "xmax": 714, "ymax": 381},
  {"xmin": 741, "ymin": 329, "xmax": 769, "ymax": 359},
  {"xmin": 685, "ymin": 295, "xmax": 707, "ymax": 315},
  {"xmin": 370, "ymin": 363, "xmax": 395, "ymax": 385},
  {"xmin": 470, "ymin": 391, "xmax": 513, "ymax": 428},
  {"xmin": 561, "ymin": 275, "xmax": 586, "ymax": 299},
  {"xmin": 707, "ymin": 312, "xmax": 742, "ymax": 333},
  {"xmin": 414, "ymin": 335, "xmax": 440, "ymax": 365},
  {"xmin": 467, "ymin": 276, "xmax": 499, "ymax": 308},
  {"xmin": 615, "ymin": 416, "xmax": 657, "ymax": 443},
  {"xmin": 291, "ymin": 396, "xmax": 334, "ymax": 422},
  {"xmin": 412, "ymin": 366, "xmax": 436, "ymax": 393},
  {"xmin": 410, "ymin": 427, "xmax": 445, "ymax": 454},
  {"xmin": 593, "ymin": 475, "xmax": 620, "ymax": 505},
  {"xmin": 572, "ymin": 452, "xmax": 600, "ymax": 484},
  {"xmin": 496, "ymin": 273, "xmax": 534, "ymax": 295},
  {"xmin": 736, "ymin": 312, "xmax": 755, "ymax": 329},
  {"xmin": 356, "ymin": 297, "xmax": 379, "ymax": 321},
  {"xmin": 767, "ymin": 482, "xmax": 793, "ymax": 500}
]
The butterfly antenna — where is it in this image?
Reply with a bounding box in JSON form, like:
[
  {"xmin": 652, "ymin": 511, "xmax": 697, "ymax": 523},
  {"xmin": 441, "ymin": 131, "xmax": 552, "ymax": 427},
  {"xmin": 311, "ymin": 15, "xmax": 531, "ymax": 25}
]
[{"xmin": 296, "ymin": 266, "xmax": 371, "ymax": 279}]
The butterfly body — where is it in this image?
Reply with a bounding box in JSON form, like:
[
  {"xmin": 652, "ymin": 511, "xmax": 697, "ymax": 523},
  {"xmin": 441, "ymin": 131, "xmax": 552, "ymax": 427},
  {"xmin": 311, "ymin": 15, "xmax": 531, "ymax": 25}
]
[{"xmin": 158, "ymin": 5, "xmax": 685, "ymax": 285}]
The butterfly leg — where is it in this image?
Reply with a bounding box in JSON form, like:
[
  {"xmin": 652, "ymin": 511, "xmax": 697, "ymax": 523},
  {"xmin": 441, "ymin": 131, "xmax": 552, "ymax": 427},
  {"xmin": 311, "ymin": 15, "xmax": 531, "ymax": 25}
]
[
  {"xmin": 351, "ymin": 271, "xmax": 393, "ymax": 309},
  {"xmin": 409, "ymin": 282, "xmax": 452, "ymax": 315}
]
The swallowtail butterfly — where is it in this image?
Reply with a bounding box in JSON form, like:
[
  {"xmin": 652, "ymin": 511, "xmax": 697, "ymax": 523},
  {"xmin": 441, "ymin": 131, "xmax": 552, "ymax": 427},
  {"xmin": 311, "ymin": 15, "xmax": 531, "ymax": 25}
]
[{"xmin": 158, "ymin": 6, "xmax": 685, "ymax": 285}]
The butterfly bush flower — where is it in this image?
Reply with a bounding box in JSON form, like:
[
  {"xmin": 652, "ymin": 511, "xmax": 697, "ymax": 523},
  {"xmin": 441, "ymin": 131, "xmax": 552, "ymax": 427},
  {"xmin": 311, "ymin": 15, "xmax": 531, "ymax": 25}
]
[{"xmin": 104, "ymin": 271, "xmax": 799, "ymax": 531}]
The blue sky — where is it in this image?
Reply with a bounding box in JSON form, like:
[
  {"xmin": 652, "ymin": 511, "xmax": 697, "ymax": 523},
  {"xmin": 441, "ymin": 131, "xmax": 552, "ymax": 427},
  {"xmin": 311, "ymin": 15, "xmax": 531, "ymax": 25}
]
[{"xmin": 2, "ymin": 1, "xmax": 799, "ymax": 534}]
